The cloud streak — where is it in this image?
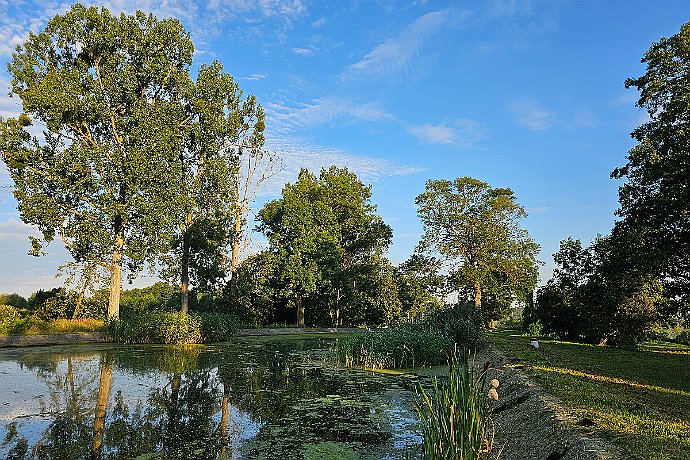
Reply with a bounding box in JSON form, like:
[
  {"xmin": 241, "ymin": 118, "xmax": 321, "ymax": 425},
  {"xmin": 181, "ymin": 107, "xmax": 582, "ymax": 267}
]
[
  {"xmin": 507, "ymin": 98, "xmax": 556, "ymax": 131},
  {"xmin": 342, "ymin": 9, "xmax": 460, "ymax": 80},
  {"xmin": 407, "ymin": 119, "xmax": 487, "ymax": 147},
  {"xmin": 259, "ymin": 139, "xmax": 424, "ymax": 197},
  {"xmin": 265, "ymin": 97, "xmax": 392, "ymax": 136},
  {"xmin": 0, "ymin": 0, "xmax": 308, "ymax": 58}
]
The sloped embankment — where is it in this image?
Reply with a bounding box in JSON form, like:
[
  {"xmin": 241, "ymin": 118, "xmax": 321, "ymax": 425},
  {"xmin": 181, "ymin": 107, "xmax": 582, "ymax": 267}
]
[{"xmin": 476, "ymin": 344, "xmax": 623, "ymax": 460}]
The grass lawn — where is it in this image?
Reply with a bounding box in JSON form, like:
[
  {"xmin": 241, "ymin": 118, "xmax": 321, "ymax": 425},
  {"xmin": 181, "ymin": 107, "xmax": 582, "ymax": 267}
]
[{"xmin": 487, "ymin": 330, "xmax": 690, "ymax": 460}]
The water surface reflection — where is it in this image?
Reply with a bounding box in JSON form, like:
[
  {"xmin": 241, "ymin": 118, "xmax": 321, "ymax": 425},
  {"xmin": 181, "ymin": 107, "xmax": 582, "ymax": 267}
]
[{"xmin": 0, "ymin": 336, "xmax": 420, "ymax": 459}]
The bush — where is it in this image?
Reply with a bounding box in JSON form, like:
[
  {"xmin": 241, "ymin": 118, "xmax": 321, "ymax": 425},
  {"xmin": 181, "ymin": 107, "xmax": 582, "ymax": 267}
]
[
  {"xmin": 105, "ymin": 312, "xmax": 242, "ymax": 344},
  {"xmin": 338, "ymin": 302, "xmax": 483, "ymax": 369},
  {"xmin": 648, "ymin": 323, "xmax": 690, "ymax": 345},
  {"xmin": 425, "ymin": 302, "xmax": 483, "ymax": 351},
  {"xmin": 0, "ymin": 304, "xmax": 22, "ymax": 334},
  {"xmin": 338, "ymin": 325, "xmax": 452, "ymax": 369},
  {"xmin": 197, "ymin": 312, "xmax": 243, "ymax": 342},
  {"xmin": 414, "ymin": 353, "xmax": 498, "ymax": 459}
]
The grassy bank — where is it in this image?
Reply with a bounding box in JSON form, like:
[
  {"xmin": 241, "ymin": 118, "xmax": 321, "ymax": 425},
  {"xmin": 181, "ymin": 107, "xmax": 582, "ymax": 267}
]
[
  {"xmin": 488, "ymin": 330, "xmax": 690, "ymax": 460},
  {"xmin": 0, "ymin": 317, "xmax": 104, "ymax": 335}
]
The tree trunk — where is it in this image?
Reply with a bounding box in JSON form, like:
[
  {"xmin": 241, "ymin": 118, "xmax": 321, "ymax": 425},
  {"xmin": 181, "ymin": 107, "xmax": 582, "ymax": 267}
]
[
  {"xmin": 473, "ymin": 281, "xmax": 482, "ymax": 309},
  {"xmin": 180, "ymin": 230, "xmax": 190, "ymax": 314},
  {"xmin": 296, "ymin": 292, "xmax": 305, "ymax": 327},
  {"xmin": 229, "ymin": 208, "xmax": 243, "ymax": 300},
  {"xmin": 107, "ymin": 225, "xmax": 125, "ymax": 320},
  {"xmin": 93, "ymin": 353, "xmax": 113, "ymax": 459}
]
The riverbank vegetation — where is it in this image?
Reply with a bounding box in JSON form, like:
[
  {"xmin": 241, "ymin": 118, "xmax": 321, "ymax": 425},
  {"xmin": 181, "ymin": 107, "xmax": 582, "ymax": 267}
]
[
  {"xmin": 338, "ymin": 303, "xmax": 483, "ymax": 369},
  {"xmin": 488, "ymin": 330, "xmax": 690, "ymax": 460}
]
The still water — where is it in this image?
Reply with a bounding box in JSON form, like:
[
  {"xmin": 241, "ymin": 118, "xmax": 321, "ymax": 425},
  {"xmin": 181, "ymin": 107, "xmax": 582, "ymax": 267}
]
[{"xmin": 0, "ymin": 335, "xmax": 422, "ymax": 459}]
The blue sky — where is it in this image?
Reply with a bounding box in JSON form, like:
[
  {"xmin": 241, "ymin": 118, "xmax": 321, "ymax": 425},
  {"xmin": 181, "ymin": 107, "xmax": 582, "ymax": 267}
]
[{"xmin": 0, "ymin": 0, "xmax": 687, "ymax": 297}]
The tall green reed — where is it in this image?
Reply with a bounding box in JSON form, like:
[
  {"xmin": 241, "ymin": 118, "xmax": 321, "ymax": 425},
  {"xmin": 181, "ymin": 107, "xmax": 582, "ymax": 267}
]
[{"xmin": 414, "ymin": 352, "xmax": 499, "ymax": 459}]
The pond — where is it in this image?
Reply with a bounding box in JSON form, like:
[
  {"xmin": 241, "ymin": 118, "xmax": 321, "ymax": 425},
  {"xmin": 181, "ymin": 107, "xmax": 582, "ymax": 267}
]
[{"xmin": 0, "ymin": 335, "xmax": 424, "ymax": 459}]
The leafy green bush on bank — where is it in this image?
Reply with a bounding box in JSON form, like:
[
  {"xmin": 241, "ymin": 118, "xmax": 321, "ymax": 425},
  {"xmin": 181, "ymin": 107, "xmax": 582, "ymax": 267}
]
[{"xmin": 105, "ymin": 312, "xmax": 243, "ymax": 344}]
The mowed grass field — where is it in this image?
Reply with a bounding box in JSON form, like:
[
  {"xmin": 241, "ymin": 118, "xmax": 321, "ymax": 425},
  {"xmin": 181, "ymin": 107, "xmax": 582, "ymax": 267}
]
[{"xmin": 487, "ymin": 330, "xmax": 690, "ymax": 460}]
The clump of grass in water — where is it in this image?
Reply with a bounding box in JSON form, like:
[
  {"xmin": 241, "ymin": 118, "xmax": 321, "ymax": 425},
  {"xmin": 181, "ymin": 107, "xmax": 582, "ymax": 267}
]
[
  {"xmin": 413, "ymin": 352, "xmax": 500, "ymax": 459},
  {"xmin": 338, "ymin": 324, "xmax": 452, "ymax": 368}
]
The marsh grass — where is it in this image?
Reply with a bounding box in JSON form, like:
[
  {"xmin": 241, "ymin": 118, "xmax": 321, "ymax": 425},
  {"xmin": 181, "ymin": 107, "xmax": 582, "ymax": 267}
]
[
  {"xmin": 338, "ymin": 303, "xmax": 483, "ymax": 370},
  {"xmin": 337, "ymin": 324, "xmax": 452, "ymax": 368},
  {"xmin": 488, "ymin": 330, "xmax": 690, "ymax": 460},
  {"xmin": 412, "ymin": 353, "xmax": 497, "ymax": 459}
]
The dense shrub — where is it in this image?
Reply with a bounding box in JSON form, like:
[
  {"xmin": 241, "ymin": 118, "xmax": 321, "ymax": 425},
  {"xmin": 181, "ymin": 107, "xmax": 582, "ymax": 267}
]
[
  {"xmin": 105, "ymin": 312, "xmax": 242, "ymax": 344},
  {"xmin": 648, "ymin": 323, "xmax": 690, "ymax": 345},
  {"xmin": 0, "ymin": 304, "xmax": 22, "ymax": 333},
  {"xmin": 338, "ymin": 325, "xmax": 452, "ymax": 369},
  {"xmin": 197, "ymin": 313, "xmax": 243, "ymax": 342},
  {"xmin": 425, "ymin": 302, "xmax": 483, "ymax": 351},
  {"xmin": 0, "ymin": 293, "xmax": 29, "ymax": 309},
  {"xmin": 338, "ymin": 302, "xmax": 483, "ymax": 369}
]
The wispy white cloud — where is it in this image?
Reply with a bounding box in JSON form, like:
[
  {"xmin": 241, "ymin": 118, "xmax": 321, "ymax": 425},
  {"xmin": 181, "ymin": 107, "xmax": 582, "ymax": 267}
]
[
  {"xmin": 265, "ymin": 97, "xmax": 392, "ymax": 136},
  {"xmin": 259, "ymin": 139, "xmax": 424, "ymax": 196},
  {"xmin": 507, "ymin": 98, "xmax": 556, "ymax": 131},
  {"xmin": 242, "ymin": 73, "xmax": 267, "ymax": 81},
  {"xmin": 311, "ymin": 17, "xmax": 326, "ymax": 28},
  {"xmin": 409, "ymin": 124, "xmax": 456, "ymax": 144},
  {"xmin": 291, "ymin": 47, "xmax": 314, "ymax": 56},
  {"xmin": 0, "ymin": 0, "xmax": 307, "ymax": 58},
  {"xmin": 342, "ymin": 9, "xmax": 462, "ymax": 80},
  {"xmin": 488, "ymin": 0, "xmax": 534, "ymax": 17},
  {"xmin": 407, "ymin": 119, "xmax": 487, "ymax": 147}
]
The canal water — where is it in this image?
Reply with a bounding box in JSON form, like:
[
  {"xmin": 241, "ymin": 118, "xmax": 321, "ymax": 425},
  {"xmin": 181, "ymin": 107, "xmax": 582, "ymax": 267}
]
[{"xmin": 0, "ymin": 335, "xmax": 423, "ymax": 459}]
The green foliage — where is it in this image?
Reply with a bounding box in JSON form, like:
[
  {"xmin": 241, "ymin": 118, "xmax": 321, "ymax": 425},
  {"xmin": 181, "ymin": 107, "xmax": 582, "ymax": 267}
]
[
  {"xmin": 415, "ymin": 177, "xmax": 540, "ymax": 318},
  {"xmin": 0, "ymin": 293, "xmax": 29, "ymax": 309},
  {"xmin": 0, "ymin": 304, "xmax": 22, "ymax": 333},
  {"xmin": 255, "ymin": 166, "xmax": 394, "ymax": 326},
  {"xmin": 27, "ymin": 287, "xmax": 80, "ymax": 320},
  {"xmin": 0, "ymin": 4, "xmax": 196, "ymax": 319},
  {"xmin": 414, "ymin": 358, "xmax": 497, "ymax": 459},
  {"xmin": 395, "ymin": 254, "xmax": 445, "ymax": 319},
  {"xmin": 104, "ymin": 312, "xmax": 241, "ymax": 344},
  {"xmin": 648, "ymin": 323, "xmax": 690, "ymax": 346},
  {"xmin": 535, "ymin": 236, "xmax": 668, "ymax": 345},
  {"xmin": 611, "ymin": 21, "xmax": 690, "ymax": 314},
  {"xmin": 197, "ymin": 312, "xmax": 243, "ymax": 342},
  {"xmin": 163, "ymin": 61, "xmax": 265, "ymax": 312},
  {"xmin": 338, "ymin": 325, "xmax": 452, "ymax": 369},
  {"xmin": 338, "ymin": 303, "xmax": 483, "ymax": 369},
  {"xmin": 426, "ymin": 303, "xmax": 484, "ymax": 351}
]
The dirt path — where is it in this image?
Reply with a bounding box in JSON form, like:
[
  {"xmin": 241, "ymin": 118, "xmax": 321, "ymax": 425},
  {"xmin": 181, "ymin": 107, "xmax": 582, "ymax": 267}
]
[{"xmin": 476, "ymin": 343, "xmax": 623, "ymax": 460}]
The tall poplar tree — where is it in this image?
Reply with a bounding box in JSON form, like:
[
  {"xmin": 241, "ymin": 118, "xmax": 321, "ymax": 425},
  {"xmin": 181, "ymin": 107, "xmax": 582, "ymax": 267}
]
[
  {"xmin": 171, "ymin": 61, "xmax": 265, "ymax": 313},
  {"xmin": 0, "ymin": 4, "xmax": 193, "ymax": 318}
]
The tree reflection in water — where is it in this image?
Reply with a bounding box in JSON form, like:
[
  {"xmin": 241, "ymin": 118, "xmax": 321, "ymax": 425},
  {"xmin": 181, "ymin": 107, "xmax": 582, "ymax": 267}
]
[{"xmin": 0, "ymin": 337, "xmax": 420, "ymax": 459}]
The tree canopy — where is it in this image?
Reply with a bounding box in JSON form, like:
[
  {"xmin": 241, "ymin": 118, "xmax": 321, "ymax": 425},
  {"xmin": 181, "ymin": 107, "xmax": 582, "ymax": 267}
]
[
  {"xmin": 612, "ymin": 20, "xmax": 690, "ymax": 314},
  {"xmin": 415, "ymin": 177, "xmax": 539, "ymax": 319},
  {"xmin": 256, "ymin": 166, "xmax": 394, "ymax": 326},
  {"xmin": 0, "ymin": 4, "xmax": 195, "ymax": 318}
]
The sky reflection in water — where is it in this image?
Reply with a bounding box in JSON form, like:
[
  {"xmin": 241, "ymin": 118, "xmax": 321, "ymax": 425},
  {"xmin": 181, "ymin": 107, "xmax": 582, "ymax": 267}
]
[{"xmin": 0, "ymin": 336, "xmax": 422, "ymax": 459}]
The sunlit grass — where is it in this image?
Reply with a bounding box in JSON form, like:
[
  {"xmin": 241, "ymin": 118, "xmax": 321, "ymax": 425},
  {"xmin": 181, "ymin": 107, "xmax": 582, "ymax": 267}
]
[
  {"xmin": 488, "ymin": 330, "xmax": 690, "ymax": 460},
  {"xmin": 0, "ymin": 317, "xmax": 104, "ymax": 335}
]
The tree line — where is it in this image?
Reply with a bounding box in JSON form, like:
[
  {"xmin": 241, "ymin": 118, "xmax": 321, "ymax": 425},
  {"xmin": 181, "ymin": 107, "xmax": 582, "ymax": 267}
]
[
  {"xmin": 0, "ymin": 4, "xmax": 541, "ymax": 328},
  {"xmin": 527, "ymin": 21, "xmax": 690, "ymax": 345}
]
